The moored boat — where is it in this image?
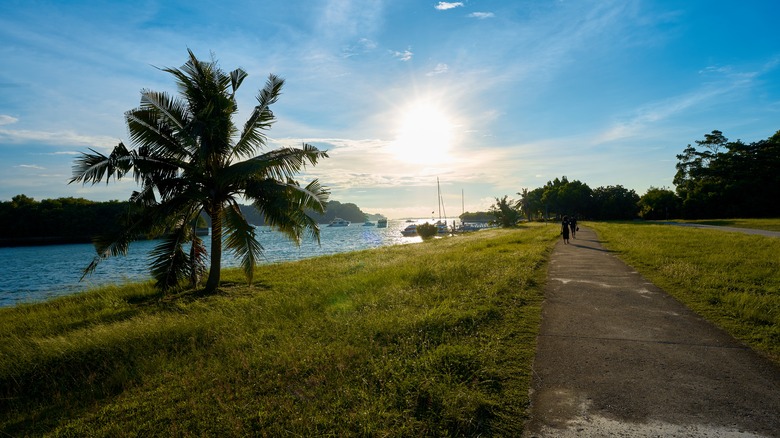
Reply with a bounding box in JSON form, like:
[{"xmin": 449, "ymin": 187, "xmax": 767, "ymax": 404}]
[
  {"xmin": 377, "ymin": 218, "xmax": 388, "ymax": 228},
  {"xmin": 327, "ymin": 218, "xmax": 350, "ymax": 227},
  {"xmin": 401, "ymin": 224, "xmax": 417, "ymax": 236}
]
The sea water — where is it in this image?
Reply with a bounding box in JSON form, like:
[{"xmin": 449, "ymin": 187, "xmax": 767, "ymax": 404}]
[{"xmin": 0, "ymin": 219, "xmax": 447, "ymax": 307}]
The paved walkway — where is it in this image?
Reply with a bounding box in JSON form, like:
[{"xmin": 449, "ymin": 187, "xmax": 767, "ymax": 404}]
[
  {"xmin": 659, "ymin": 222, "xmax": 780, "ymax": 238},
  {"xmin": 523, "ymin": 227, "xmax": 780, "ymax": 437}
]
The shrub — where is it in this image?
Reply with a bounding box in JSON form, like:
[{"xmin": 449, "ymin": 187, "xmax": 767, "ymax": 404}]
[{"xmin": 417, "ymin": 222, "xmax": 438, "ymax": 239}]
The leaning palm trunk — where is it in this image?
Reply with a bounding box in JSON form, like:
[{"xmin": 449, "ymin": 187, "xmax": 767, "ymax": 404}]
[
  {"xmin": 70, "ymin": 50, "xmax": 329, "ymax": 293},
  {"xmin": 206, "ymin": 205, "xmax": 223, "ymax": 293}
]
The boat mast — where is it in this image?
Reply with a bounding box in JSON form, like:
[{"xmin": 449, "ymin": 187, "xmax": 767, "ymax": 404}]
[{"xmin": 437, "ymin": 177, "xmax": 447, "ymax": 223}]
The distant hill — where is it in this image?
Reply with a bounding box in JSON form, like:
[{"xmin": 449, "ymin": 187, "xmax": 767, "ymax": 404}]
[{"xmin": 233, "ymin": 200, "xmax": 373, "ymax": 225}]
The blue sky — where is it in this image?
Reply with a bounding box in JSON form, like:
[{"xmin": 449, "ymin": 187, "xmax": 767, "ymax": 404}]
[{"xmin": 1, "ymin": 0, "xmax": 778, "ymax": 219}]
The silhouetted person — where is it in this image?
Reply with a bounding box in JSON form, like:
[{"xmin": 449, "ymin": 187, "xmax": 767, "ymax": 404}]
[
  {"xmin": 561, "ymin": 215, "xmax": 570, "ymax": 244},
  {"xmin": 569, "ymin": 216, "xmax": 577, "ymax": 239}
]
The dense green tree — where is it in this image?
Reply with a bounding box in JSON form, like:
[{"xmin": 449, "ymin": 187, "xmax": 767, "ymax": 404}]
[
  {"xmin": 71, "ymin": 50, "xmax": 329, "ymax": 293},
  {"xmin": 490, "ymin": 195, "xmax": 521, "ymax": 227},
  {"xmin": 459, "ymin": 211, "xmax": 494, "ymax": 222},
  {"xmin": 591, "ymin": 185, "xmax": 640, "ymax": 220},
  {"xmin": 674, "ymin": 130, "xmax": 780, "ymax": 218},
  {"xmin": 638, "ymin": 187, "xmax": 680, "ymax": 220},
  {"xmin": 0, "ymin": 196, "xmax": 129, "ymax": 244},
  {"xmin": 521, "ymin": 177, "xmax": 592, "ymax": 220},
  {"xmin": 540, "ymin": 177, "xmax": 566, "ymax": 217}
]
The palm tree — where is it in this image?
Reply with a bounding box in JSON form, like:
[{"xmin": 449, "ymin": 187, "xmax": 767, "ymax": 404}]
[
  {"xmin": 490, "ymin": 195, "xmax": 521, "ymax": 227},
  {"xmin": 70, "ymin": 50, "xmax": 329, "ymax": 293}
]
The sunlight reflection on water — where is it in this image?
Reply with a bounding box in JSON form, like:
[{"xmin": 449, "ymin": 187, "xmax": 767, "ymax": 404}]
[{"xmin": 0, "ymin": 219, "xmax": 439, "ymax": 307}]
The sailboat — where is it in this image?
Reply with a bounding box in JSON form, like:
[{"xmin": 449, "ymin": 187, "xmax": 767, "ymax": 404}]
[{"xmin": 435, "ymin": 177, "xmax": 449, "ymax": 234}]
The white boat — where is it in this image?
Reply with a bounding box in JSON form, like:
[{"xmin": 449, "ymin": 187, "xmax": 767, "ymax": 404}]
[
  {"xmin": 327, "ymin": 218, "xmax": 350, "ymax": 227},
  {"xmin": 377, "ymin": 218, "xmax": 388, "ymax": 228},
  {"xmin": 401, "ymin": 224, "xmax": 417, "ymax": 236}
]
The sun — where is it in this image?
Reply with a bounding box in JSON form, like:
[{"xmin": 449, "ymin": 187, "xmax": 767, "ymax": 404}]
[{"xmin": 392, "ymin": 101, "xmax": 454, "ymax": 164}]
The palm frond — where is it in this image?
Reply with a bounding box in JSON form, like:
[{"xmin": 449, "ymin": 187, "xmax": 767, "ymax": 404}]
[
  {"xmin": 69, "ymin": 143, "xmax": 133, "ymax": 185},
  {"xmin": 79, "ymin": 205, "xmax": 152, "ymax": 280},
  {"xmin": 233, "ymin": 74, "xmax": 284, "ymax": 159},
  {"xmin": 223, "ymin": 201, "xmax": 262, "ymax": 284},
  {"xmin": 225, "ymin": 144, "xmax": 328, "ymax": 185},
  {"xmin": 149, "ymin": 227, "xmax": 190, "ymax": 291},
  {"xmin": 139, "ymin": 90, "xmax": 189, "ymax": 132},
  {"xmin": 230, "ymin": 68, "xmax": 248, "ymax": 97},
  {"xmin": 246, "ymin": 178, "xmax": 328, "ymax": 245},
  {"xmin": 134, "ymin": 90, "xmax": 198, "ymax": 157}
]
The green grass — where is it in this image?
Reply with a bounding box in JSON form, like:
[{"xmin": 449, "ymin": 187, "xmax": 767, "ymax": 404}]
[
  {"xmin": 587, "ymin": 221, "xmax": 780, "ymax": 364},
  {"xmin": 674, "ymin": 218, "xmax": 780, "ymax": 232},
  {"xmin": 0, "ymin": 224, "xmax": 559, "ymax": 437}
]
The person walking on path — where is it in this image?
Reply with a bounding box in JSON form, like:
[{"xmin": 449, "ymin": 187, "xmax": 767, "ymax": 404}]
[
  {"xmin": 569, "ymin": 216, "xmax": 577, "ymax": 239},
  {"xmin": 560, "ymin": 215, "xmax": 570, "ymax": 244},
  {"xmin": 523, "ymin": 226, "xmax": 780, "ymax": 437}
]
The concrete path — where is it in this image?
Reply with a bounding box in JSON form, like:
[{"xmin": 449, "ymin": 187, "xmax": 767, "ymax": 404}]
[
  {"xmin": 658, "ymin": 222, "xmax": 780, "ymax": 238},
  {"xmin": 523, "ymin": 227, "xmax": 780, "ymax": 437}
]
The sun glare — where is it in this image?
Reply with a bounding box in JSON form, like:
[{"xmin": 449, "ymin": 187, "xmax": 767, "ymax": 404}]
[{"xmin": 393, "ymin": 102, "xmax": 454, "ymax": 164}]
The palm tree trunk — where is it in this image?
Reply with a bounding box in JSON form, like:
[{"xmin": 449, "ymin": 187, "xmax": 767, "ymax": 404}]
[
  {"xmin": 205, "ymin": 205, "xmax": 223, "ymax": 293},
  {"xmin": 189, "ymin": 221, "xmax": 200, "ymax": 288}
]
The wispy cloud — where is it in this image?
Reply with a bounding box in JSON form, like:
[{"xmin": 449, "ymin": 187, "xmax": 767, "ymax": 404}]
[
  {"xmin": 342, "ymin": 38, "xmax": 378, "ymax": 58},
  {"xmin": 0, "ymin": 115, "xmax": 18, "ymax": 126},
  {"xmin": 468, "ymin": 12, "xmax": 495, "ymax": 19},
  {"xmin": 49, "ymin": 151, "xmax": 80, "ymax": 156},
  {"xmin": 0, "ymin": 128, "xmax": 117, "ymax": 149},
  {"xmin": 597, "ymin": 58, "xmax": 778, "ymax": 143},
  {"xmin": 426, "ymin": 63, "xmax": 449, "ymax": 76},
  {"xmin": 596, "ymin": 89, "xmax": 724, "ymax": 143},
  {"xmin": 435, "ymin": 2, "xmax": 464, "ymax": 11},
  {"xmin": 16, "ymin": 164, "xmax": 45, "ymax": 170},
  {"xmin": 391, "ymin": 48, "xmax": 413, "ymax": 61}
]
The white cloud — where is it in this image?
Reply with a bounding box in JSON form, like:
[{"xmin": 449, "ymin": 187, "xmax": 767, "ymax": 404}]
[
  {"xmin": 16, "ymin": 164, "xmax": 45, "ymax": 170},
  {"xmin": 435, "ymin": 2, "xmax": 464, "ymax": 11},
  {"xmin": 426, "ymin": 63, "xmax": 449, "ymax": 76},
  {"xmin": 391, "ymin": 49, "xmax": 413, "ymax": 61},
  {"xmin": 0, "ymin": 128, "xmax": 117, "ymax": 149},
  {"xmin": 0, "ymin": 115, "xmax": 19, "ymax": 126},
  {"xmin": 468, "ymin": 12, "xmax": 495, "ymax": 19}
]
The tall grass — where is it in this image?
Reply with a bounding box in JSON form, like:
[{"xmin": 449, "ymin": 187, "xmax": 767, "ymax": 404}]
[
  {"xmin": 587, "ymin": 221, "xmax": 780, "ymax": 364},
  {"xmin": 0, "ymin": 224, "xmax": 559, "ymax": 436}
]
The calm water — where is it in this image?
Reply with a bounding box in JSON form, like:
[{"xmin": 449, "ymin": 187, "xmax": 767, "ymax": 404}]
[{"xmin": 0, "ymin": 219, "xmax": 448, "ymax": 307}]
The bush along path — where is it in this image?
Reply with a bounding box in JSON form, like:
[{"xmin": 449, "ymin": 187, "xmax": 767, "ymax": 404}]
[{"xmin": 523, "ymin": 226, "xmax": 780, "ymax": 437}]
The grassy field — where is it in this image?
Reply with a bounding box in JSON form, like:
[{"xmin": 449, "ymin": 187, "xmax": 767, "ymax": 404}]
[
  {"xmin": 587, "ymin": 221, "xmax": 780, "ymax": 364},
  {"xmin": 0, "ymin": 224, "xmax": 560, "ymax": 437}
]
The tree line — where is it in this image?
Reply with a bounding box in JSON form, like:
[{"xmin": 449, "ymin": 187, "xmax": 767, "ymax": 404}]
[
  {"xmin": 0, "ymin": 195, "xmax": 130, "ymax": 246},
  {"xmin": 490, "ymin": 129, "xmax": 780, "ymax": 225},
  {"xmin": 504, "ymin": 177, "xmax": 642, "ymax": 224},
  {"xmin": 0, "ymin": 196, "xmax": 372, "ymax": 247}
]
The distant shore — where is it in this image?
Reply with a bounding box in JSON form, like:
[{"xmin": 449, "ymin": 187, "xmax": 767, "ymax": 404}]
[{"xmin": 0, "ymin": 236, "xmax": 94, "ymax": 247}]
